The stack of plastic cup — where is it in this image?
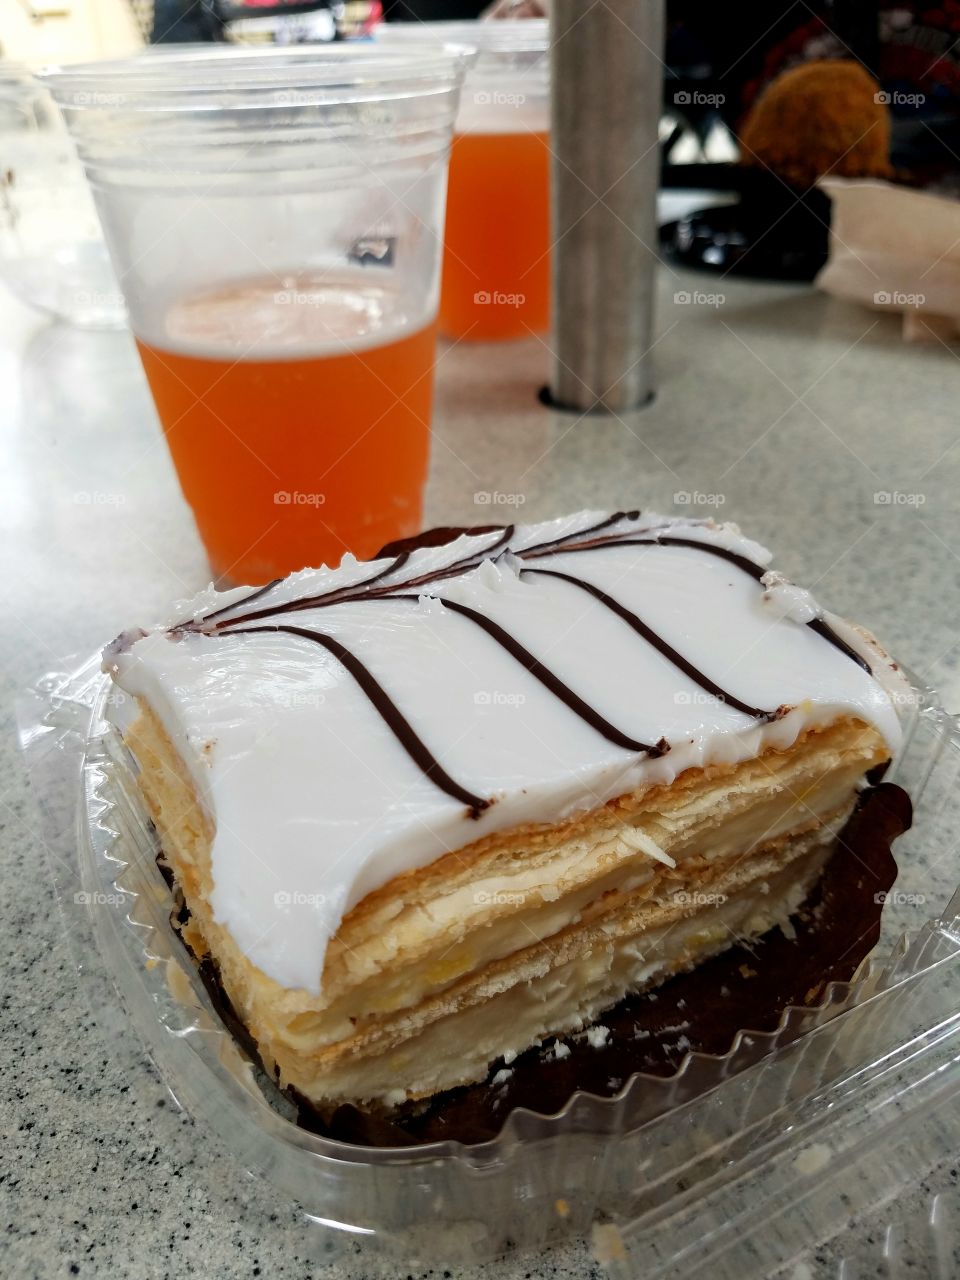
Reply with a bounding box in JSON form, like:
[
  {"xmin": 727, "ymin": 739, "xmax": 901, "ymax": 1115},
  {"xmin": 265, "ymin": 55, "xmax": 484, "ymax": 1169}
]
[
  {"xmin": 42, "ymin": 46, "xmax": 468, "ymax": 583},
  {"xmin": 0, "ymin": 61, "xmax": 125, "ymax": 328},
  {"xmin": 377, "ymin": 20, "xmax": 550, "ymax": 342}
]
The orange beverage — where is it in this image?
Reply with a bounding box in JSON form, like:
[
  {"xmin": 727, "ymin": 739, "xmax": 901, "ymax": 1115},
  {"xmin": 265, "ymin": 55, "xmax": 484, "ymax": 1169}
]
[
  {"xmin": 135, "ymin": 276, "xmax": 437, "ymax": 584},
  {"xmin": 440, "ymin": 130, "xmax": 551, "ymax": 341}
]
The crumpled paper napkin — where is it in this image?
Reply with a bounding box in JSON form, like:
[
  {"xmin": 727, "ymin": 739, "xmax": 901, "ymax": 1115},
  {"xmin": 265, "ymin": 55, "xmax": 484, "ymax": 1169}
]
[{"xmin": 816, "ymin": 177, "xmax": 960, "ymax": 342}]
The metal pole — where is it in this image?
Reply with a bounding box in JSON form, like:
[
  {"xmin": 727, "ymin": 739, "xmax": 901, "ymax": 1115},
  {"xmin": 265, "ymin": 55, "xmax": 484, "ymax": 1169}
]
[{"xmin": 550, "ymin": 0, "xmax": 664, "ymax": 413}]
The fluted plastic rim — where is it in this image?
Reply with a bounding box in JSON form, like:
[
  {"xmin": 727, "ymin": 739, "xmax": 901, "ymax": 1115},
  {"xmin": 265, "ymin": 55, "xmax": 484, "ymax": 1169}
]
[{"xmin": 40, "ymin": 44, "xmax": 472, "ymax": 112}]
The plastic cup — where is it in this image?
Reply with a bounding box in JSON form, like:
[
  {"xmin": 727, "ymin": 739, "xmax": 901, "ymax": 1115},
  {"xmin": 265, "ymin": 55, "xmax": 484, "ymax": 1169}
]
[
  {"xmin": 377, "ymin": 20, "xmax": 551, "ymax": 342},
  {"xmin": 42, "ymin": 46, "xmax": 468, "ymax": 584},
  {"xmin": 0, "ymin": 62, "xmax": 125, "ymax": 329}
]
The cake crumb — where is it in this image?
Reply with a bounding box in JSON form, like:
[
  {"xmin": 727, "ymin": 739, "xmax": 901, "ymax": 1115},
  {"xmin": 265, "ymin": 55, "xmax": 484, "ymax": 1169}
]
[
  {"xmin": 794, "ymin": 1143, "xmax": 832, "ymax": 1176},
  {"xmin": 491, "ymin": 1068, "xmax": 513, "ymax": 1087},
  {"xmin": 583, "ymin": 1025, "xmax": 610, "ymax": 1049},
  {"xmin": 591, "ymin": 1222, "xmax": 628, "ymax": 1265},
  {"xmin": 554, "ymin": 1198, "xmax": 570, "ymax": 1219},
  {"xmin": 739, "ymin": 963, "xmax": 757, "ymax": 979}
]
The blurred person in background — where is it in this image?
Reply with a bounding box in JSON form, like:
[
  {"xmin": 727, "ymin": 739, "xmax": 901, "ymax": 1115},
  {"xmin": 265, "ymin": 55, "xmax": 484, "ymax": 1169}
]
[
  {"xmin": 150, "ymin": 0, "xmax": 224, "ymax": 41},
  {"xmin": 482, "ymin": 0, "xmax": 546, "ymax": 15},
  {"xmin": 148, "ymin": 0, "xmax": 337, "ymax": 43},
  {"xmin": 382, "ymin": 0, "xmax": 485, "ymax": 18}
]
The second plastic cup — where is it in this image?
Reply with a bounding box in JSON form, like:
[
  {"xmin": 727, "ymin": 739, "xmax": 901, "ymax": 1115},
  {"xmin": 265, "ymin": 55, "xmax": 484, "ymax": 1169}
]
[
  {"xmin": 377, "ymin": 20, "xmax": 551, "ymax": 341},
  {"xmin": 43, "ymin": 46, "xmax": 467, "ymax": 583}
]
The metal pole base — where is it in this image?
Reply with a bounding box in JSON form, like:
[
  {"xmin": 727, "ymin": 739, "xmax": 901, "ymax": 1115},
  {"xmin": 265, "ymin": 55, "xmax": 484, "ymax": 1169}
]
[{"xmin": 549, "ymin": 0, "xmax": 665, "ymax": 414}]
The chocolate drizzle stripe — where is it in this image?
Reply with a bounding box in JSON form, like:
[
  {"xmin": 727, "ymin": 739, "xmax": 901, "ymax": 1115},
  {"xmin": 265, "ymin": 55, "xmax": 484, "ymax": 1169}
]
[
  {"xmin": 520, "ymin": 566, "xmax": 774, "ymax": 721},
  {"xmin": 521, "ymin": 534, "xmax": 767, "ymax": 579},
  {"xmin": 429, "ymin": 598, "xmax": 663, "ymax": 757},
  {"xmin": 198, "ymin": 553, "xmax": 413, "ymax": 631},
  {"xmin": 212, "ymin": 529, "xmax": 518, "ymax": 632},
  {"xmin": 353, "ymin": 549, "xmax": 410, "ymax": 589},
  {"xmin": 516, "ymin": 510, "xmax": 639, "ymax": 559},
  {"xmin": 535, "ymin": 534, "xmax": 874, "ymax": 676},
  {"xmin": 232, "ymin": 623, "xmax": 490, "ymax": 817},
  {"xmin": 806, "ymin": 616, "xmax": 873, "ymax": 674},
  {"xmin": 385, "ymin": 524, "xmax": 516, "ymax": 598},
  {"xmin": 179, "ymin": 576, "xmax": 284, "ymax": 630}
]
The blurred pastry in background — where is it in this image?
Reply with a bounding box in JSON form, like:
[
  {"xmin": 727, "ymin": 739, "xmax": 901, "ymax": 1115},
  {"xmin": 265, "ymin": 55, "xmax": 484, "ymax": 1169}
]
[
  {"xmin": 663, "ymin": 57, "xmax": 895, "ymax": 282},
  {"xmin": 739, "ymin": 60, "xmax": 893, "ymax": 189}
]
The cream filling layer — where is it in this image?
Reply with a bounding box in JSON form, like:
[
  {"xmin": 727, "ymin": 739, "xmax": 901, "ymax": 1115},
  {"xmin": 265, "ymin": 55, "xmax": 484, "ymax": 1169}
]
[{"xmin": 283, "ymin": 837, "xmax": 831, "ymax": 1106}]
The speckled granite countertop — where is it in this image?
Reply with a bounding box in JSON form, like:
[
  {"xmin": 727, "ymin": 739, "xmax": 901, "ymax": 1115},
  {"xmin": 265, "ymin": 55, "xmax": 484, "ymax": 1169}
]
[{"xmin": 2, "ymin": 270, "xmax": 959, "ymax": 1279}]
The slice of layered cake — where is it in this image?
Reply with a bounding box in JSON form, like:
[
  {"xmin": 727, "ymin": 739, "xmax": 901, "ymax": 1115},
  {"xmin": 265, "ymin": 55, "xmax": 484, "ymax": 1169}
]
[{"xmin": 105, "ymin": 511, "xmax": 906, "ymax": 1109}]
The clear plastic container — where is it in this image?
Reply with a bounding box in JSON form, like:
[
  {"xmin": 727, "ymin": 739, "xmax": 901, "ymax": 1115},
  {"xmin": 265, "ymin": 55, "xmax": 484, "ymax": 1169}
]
[
  {"xmin": 18, "ymin": 657, "xmax": 960, "ymax": 1271},
  {"xmin": 0, "ymin": 62, "xmax": 124, "ymax": 328},
  {"xmin": 376, "ymin": 20, "xmax": 551, "ymax": 340}
]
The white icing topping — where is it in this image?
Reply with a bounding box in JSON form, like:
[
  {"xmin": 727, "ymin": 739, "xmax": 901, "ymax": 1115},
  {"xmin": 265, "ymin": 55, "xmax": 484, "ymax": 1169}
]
[
  {"xmin": 107, "ymin": 510, "xmax": 905, "ymax": 996},
  {"xmin": 760, "ymin": 570, "xmax": 820, "ymax": 623}
]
